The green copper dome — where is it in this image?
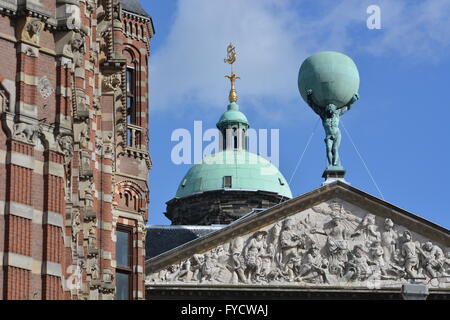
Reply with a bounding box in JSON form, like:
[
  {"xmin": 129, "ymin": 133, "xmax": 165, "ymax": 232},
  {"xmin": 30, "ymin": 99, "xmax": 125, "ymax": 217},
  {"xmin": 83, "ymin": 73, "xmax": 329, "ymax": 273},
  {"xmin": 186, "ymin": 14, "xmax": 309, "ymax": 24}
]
[
  {"xmin": 217, "ymin": 102, "xmax": 249, "ymax": 129},
  {"xmin": 176, "ymin": 150, "xmax": 292, "ymax": 199}
]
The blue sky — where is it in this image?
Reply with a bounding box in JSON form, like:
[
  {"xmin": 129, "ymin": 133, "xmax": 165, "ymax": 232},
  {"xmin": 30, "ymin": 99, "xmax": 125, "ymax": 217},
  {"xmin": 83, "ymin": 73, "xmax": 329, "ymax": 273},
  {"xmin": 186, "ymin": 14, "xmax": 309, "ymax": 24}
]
[{"xmin": 143, "ymin": 0, "xmax": 450, "ymax": 229}]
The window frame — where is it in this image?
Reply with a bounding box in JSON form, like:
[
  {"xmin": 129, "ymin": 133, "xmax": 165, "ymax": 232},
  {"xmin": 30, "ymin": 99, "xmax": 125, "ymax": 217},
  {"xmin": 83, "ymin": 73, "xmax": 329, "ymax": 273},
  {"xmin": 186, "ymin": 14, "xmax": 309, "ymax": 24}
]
[
  {"xmin": 115, "ymin": 224, "xmax": 134, "ymax": 300},
  {"xmin": 126, "ymin": 66, "xmax": 136, "ymax": 126},
  {"xmin": 223, "ymin": 176, "xmax": 232, "ymax": 188}
]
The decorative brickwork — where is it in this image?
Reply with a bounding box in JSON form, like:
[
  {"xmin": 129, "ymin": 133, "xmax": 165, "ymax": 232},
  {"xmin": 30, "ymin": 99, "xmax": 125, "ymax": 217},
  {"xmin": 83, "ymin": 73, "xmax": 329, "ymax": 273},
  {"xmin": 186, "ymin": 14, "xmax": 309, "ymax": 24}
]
[{"xmin": 0, "ymin": 0, "xmax": 153, "ymax": 300}]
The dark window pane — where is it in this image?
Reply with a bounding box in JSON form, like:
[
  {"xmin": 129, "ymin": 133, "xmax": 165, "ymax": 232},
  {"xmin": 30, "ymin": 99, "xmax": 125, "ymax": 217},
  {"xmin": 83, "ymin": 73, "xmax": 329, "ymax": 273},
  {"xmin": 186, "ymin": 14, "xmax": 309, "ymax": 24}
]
[
  {"xmin": 223, "ymin": 176, "xmax": 232, "ymax": 188},
  {"xmin": 127, "ymin": 69, "xmax": 134, "ymax": 93},
  {"xmin": 116, "ymin": 230, "xmax": 129, "ymax": 267},
  {"xmin": 115, "ymin": 272, "xmax": 130, "ymax": 300},
  {"xmin": 127, "ymin": 127, "xmax": 133, "ymax": 146},
  {"xmin": 127, "ymin": 97, "xmax": 134, "ymax": 124},
  {"xmin": 127, "ymin": 96, "xmax": 134, "ymax": 108}
]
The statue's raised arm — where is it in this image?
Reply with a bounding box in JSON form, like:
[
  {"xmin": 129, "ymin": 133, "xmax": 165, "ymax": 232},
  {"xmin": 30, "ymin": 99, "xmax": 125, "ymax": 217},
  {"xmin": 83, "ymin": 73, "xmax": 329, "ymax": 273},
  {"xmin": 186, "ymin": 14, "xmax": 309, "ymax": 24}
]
[
  {"xmin": 339, "ymin": 93, "xmax": 359, "ymax": 116},
  {"xmin": 306, "ymin": 89, "xmax": 324, "ymax": 118}
]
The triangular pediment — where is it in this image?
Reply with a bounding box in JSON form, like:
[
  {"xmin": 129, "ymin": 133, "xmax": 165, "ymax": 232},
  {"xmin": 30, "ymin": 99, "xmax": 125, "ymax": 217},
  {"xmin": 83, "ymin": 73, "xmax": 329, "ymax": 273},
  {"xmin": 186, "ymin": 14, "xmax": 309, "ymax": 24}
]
[{"xmin": 146, "ymin": 182, "xmax": 450, "ymax": 290}]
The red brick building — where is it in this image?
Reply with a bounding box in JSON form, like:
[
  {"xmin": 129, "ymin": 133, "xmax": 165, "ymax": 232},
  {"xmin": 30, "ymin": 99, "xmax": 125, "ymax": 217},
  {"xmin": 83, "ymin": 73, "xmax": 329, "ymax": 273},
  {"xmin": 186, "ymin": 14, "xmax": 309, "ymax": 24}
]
[{"xmin": 0, "ymin": 0, "xmax": 153, "ymax": 300}]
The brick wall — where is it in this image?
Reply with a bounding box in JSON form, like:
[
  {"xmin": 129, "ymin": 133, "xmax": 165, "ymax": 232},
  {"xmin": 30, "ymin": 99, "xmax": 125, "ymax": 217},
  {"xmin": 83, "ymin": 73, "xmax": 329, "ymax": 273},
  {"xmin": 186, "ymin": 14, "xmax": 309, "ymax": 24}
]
[{"xmin": 0, "ymin": 0, "xmax": 153, "ymax": 300}]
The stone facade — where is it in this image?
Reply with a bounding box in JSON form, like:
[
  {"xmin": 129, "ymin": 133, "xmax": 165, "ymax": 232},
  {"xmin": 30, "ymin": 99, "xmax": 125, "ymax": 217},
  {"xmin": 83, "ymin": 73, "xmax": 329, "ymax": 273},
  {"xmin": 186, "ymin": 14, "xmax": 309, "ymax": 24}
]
[
  {"xmin": 146, "ymin": 182, "xmax": 450, "ymax": 299},
  {"xmin": 0, "ymin": 0, "xmax": 153, "ymax": 300}
]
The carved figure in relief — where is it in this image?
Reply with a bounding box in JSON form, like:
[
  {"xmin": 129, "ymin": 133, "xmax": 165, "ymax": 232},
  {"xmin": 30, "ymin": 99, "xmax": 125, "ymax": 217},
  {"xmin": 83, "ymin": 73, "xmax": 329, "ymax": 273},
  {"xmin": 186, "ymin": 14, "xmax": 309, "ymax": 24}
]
[
  {"xmin": 191, "ymin": 254, "xmax": 205, "ymax": 281},
  {"xmin": 24, "ymin": 19, "xmax": 44, "ymax": 44},
  {"xmin": 38, "ymin": 76, "xmax": 54, "ymax": 99},
  {"xmin": 200, "ymin": 253, "xmax": 221, "ymax": 282},
  {"xmin": 72, "ymin": 210, "xmax": 81, "ymax": 244},
  {"xmin": 164, "ymin": 264, "xmax": 181, "ymax": 282},
  {"xmin": 90, "ymin": 261, "xmax": 99, "ymax": 281},
  {"xmin": 177, "ymin": 260, "xmax": 193, "ymax": 282},
  {"xmin": 147, "ymin": 203, "xmax": 450, "ymax": 289},
  {"xmin": 79, "ymin": 119, "xmax": 90, "ymax": 149},
  {"xmin": 443, "ymin": 252, "xmax": 450, "ymax": 275},
  {"xmin": 13, "ymin": 120, "xmax": 44, "ymax": 143},
  {"xmin": 85, "ymin": 178, "xmax": 95, "ymax": 210},
  {"xmin": 70, "ymin": 34, "xmax": 86, "ymax": 67},
  {"xmin": 353, "ymin": 214, "xmax": 380, "ymax": 242},
  {"xmin": 297, "ymin": 246, "xmax": 329, "ymax": 284},
  {"xmin": 369, "ymin": 240, "xmax": 393, "ymax": 279},
  {"xmin": 418, "ymin": 241, "xmax": 445, "ymax": 279},
  {"xmin": 380, "ymin": 218, "xmax": 398, "ymax": 264},
  {"xmin": 259, "ymin": 244, "xmax": 275, "ymax": 281},
  {"xmin": 103, "ymin": 73, "xmax": 122, "ymax": 93},
  {"xmin": 243, "ymin": 231, "xmax": 267, "ymax": 283},
  {"xmin": 228, "ymin": 237, "xmax": 246, "ymax": 283},
  {"xmin": 279, "ymin": 219, "xmax": 303, "ymax": 264},
  {"xmin": 400, "ymin": 231, "xmax": 419, "ymax": 279},
  {"xmin": 312, "ymin": 201, "xmax": 361, "ymax": 225},
  {"xmin": 58, "ymin": 135, "xmax": 74, "ymax": 165},
  {"xmin": 88, "ymin": 222, "xmax": 97, "ymax": 249},
  {"xmin": 311, "ymin": 216, "xmax": 350, "ymax": 276},
  {"xmin": 344, "ymin": 245, "xmax": 371, "ymax": 281},
  {"xmin": 284, "ymin": 250, "xmax": 303, "ymax": 282}
]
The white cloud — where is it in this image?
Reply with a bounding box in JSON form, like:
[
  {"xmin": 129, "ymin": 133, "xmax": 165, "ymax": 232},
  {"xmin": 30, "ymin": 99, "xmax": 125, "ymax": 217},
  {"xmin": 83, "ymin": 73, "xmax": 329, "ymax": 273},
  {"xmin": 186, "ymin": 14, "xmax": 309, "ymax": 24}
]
[
  {"xmin": 150, "ymin": 0, "xmax": 450, "ymax": 115},
  {"xmin": 367, "ymin": 0, "xmax": 450, "ymax": 59}
]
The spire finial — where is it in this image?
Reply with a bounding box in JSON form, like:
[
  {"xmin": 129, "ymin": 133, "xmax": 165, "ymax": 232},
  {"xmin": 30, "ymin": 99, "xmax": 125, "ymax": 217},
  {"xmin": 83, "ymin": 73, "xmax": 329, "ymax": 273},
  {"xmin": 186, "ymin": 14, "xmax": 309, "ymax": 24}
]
[{"xmin": 224, "ymin": 43, "xmax": 240, "ymax": 103}]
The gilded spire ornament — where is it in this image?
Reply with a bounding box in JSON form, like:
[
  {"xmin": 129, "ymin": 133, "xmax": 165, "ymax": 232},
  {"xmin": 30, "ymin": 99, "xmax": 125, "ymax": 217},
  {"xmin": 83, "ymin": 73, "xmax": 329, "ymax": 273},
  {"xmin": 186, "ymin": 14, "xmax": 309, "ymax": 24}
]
[{"xmin": 224, "ymin": 43, "xmax": 240, "ymax": 103}]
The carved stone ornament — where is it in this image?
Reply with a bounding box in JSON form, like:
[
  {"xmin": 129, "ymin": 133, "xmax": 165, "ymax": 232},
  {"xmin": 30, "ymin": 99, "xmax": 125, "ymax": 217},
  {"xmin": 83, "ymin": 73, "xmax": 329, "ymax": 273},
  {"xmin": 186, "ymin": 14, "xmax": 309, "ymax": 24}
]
[
  {"xmin": 0, "ymin": 89, "xmax": 9, "ymax": 112},
  {"xmin": 78, "ymin": 118, "xmax": 90, "ymax": 149},
  {"xmin": 13, "ymin": 120, "xmax": 45, "ymax": 144},
  {"xmin": 38, "ymin": 76, "xmax": 54, "ymax": 99},
  {"xmin": 72, "ymin": 209, "xmax": 81, "ymax": 244},
  {"xmin": 102, "ymin": 73, "xmax": 122, "ymax": 94},
  {"xmin": 58, "ymin": 135, "xmax": 74, "ymax": 165},
  {"xmin": 80, "ymin": 150, "xmax": 93, "ymax": 178},
  {"xmin": 74, "ymin": 90, "xmax": 89, "ymax": 120},
  {"xmin": 67, "ymin": 33, "xmax": 86, "ymax": 67},
  {"xmin": 58, "ymin": 4, "xmax": 82, "ymax": 31},
  {"xmin": 22, "ymin": 19, "xmax": 44, "ymax": 45},
  {"xmin": 146, "ymin": 200, "xmax": 450, "ymax": 289}
]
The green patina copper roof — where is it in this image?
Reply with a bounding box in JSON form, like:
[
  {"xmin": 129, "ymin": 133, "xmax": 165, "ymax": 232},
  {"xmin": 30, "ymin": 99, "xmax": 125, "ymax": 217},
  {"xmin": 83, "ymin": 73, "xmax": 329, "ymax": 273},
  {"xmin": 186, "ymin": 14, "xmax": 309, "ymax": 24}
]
[
  {"xmin": 216, "ymin": 102, "xmax": 249, "ymax": 129},
  {"xmin": 176, "ymin": 150, "xmax": 292, "ymax": 199},
  {"xmin": 298, "ymin": 51, "xmax": 360, "ymax": 109}
]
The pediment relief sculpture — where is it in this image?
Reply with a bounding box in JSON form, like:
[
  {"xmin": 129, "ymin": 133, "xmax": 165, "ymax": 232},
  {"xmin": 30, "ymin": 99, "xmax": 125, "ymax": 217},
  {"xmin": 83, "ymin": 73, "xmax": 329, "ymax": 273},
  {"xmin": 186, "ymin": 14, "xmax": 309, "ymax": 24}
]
[{"xmin": 146, "ymin": 199, "xmax": 450, "ymax": 289}]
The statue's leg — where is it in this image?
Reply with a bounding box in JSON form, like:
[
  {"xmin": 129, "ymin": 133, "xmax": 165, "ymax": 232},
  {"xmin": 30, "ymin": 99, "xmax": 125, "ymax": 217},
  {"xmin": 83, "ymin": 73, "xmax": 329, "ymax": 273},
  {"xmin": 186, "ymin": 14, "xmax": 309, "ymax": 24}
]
[
  {"xmin": 332, "ymin": 130, "xmax": 342, "ymax": 166},
  {"xmin": 325, "ymin": 137, "xmax": 333, "ymax": 166}
]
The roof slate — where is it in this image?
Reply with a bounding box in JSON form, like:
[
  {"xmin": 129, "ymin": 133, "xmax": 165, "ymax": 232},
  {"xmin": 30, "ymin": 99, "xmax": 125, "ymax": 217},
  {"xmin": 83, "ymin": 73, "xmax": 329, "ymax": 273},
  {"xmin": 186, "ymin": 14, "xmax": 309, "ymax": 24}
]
[
  {"xmin": 120, "ymin": 0, "xmax": 149, "ymax": 17},
  {"xmin": 146, "ymin": 225, "xmax": 224, "ymax": 259}
]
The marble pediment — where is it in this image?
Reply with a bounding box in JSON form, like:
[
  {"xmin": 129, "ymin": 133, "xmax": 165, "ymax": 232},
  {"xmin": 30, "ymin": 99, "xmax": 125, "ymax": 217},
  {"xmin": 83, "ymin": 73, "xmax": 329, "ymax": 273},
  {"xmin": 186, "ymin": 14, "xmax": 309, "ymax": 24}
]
[{"xmin": 146, "ymin": 182, "xmax": 450, "ymax": 290}]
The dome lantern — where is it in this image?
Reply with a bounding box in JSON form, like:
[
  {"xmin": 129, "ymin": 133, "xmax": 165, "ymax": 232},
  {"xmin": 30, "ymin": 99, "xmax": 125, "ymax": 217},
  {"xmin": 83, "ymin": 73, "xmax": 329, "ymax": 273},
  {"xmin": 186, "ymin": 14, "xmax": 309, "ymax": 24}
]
[{"xmin": 165, "ymin": 44, "xmax": 293, "ymax": 226}]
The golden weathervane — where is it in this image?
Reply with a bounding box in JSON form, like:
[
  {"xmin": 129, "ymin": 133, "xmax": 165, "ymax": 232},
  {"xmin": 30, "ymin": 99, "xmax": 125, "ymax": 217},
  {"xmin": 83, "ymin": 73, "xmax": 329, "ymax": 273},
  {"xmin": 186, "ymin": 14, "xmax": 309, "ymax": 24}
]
[{"xmin": 224, "ymin": 43, "xmax": 240, "ymax": 103}]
